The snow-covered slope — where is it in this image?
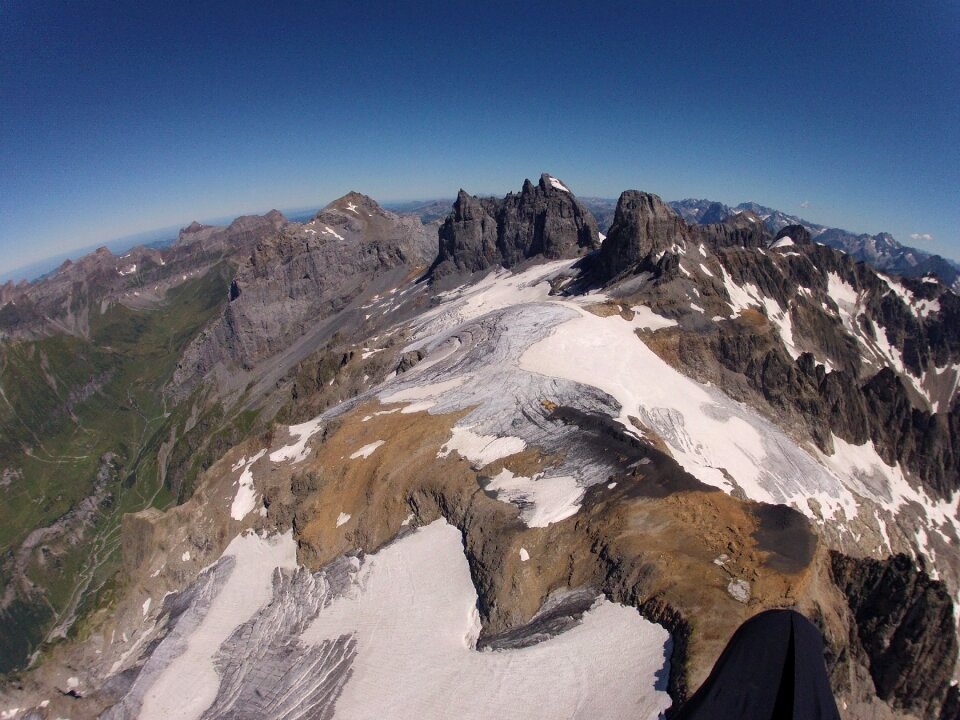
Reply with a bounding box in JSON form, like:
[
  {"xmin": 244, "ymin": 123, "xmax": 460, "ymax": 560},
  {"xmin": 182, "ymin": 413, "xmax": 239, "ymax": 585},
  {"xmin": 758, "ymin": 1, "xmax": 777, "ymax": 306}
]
[
  {"xmin": 3, "ymin": 177, "xmax": 958, "ymax": 720},
  {"xmin": 103, "ymin": 520, "xmax": 671, "ymax": 720}
]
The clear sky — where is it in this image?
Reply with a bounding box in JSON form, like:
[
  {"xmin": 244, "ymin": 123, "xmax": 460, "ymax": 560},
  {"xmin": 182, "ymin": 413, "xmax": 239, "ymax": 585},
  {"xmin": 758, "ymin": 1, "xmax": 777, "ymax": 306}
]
[{"xmin": 2, "ymin": 0, "xmax": 958, "ymax": 279}]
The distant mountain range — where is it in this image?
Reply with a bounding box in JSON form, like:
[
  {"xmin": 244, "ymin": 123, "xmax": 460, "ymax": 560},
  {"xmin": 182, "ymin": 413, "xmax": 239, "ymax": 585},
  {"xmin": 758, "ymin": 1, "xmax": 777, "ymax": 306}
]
[
  {"xmin": 388, "ymin": 197, "xmax": 960, "ymax": 291},
  {"xmin": 3, "ymin": 174, "xmax": 959, "ymax": 719},
  {"xmin": 666, "ymin": 198, "xmax": 960, "ymax": 291}
]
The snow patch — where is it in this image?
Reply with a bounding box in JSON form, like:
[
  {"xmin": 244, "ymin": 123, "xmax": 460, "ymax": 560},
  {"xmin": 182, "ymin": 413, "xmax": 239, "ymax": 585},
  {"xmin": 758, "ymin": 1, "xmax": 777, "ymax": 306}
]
[
  {"xmin": 138, "ymin": 531, "xmax": 298, "ymax": 720},
  {"xmin": 230, "ymin": 449, "xmax": 267, "ymax": 521},
  {"xmin": 727, "ymin": 579, "xmax": 751, "ymax": 603},
  {"xmin": 269, "ymin": 417, "xmax": 324, "ymax": 464},
  {"xmin": 485, "ymin": 468, "xmax": 583, "ymax": 527},
  {"xmin": 321, "ymin": 226, "xmax": 345, "ymax": 241},
  {"xmin": 438, "ymin": 426, "xmax": 526, "ymax": 467},
  {"xmin": 336, "ymin": 512, "xmax": 351, "ymax": 528},
  {"xmin": 631, "ymin": 305, "xmax": 678, "ymax": 331},
  {"xmin": 300, "ymin": 520, "xmax": 672, "ymax": 719},
  {"xmin": 520, "ymin": 308, "xmax": 861, "ymax": 522},
  {"xmin": 519, "ymin": 547, "xmax": 530, "ymax": 562},
  {"xmin": 349, "ymin": 440, "xmax": 385, "ymax": 460}
]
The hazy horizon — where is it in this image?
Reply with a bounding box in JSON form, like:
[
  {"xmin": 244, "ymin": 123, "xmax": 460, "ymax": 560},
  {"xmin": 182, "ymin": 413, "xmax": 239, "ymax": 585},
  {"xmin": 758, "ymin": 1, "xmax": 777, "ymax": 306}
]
[
  {"xmin": 3, "ymin": 1, "xmax": 957, "ymax": 279},
  {"xmin": 4, "ymin": 176, "xmax": 958, "ymax": 286}
]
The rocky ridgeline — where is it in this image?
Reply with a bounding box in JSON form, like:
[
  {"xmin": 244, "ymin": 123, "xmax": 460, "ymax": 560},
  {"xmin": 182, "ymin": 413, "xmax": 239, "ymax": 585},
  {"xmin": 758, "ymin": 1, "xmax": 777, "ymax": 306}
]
[
  {"xmin": 589, "ymin": 189, "xmax": 960, "ymax": 500},
  {"xmin": 830, "ymin": 553, "xmax": 958, "ymax": 719},
  {"xmin": 429, "ymin": 173, "xmax": 599, "ymax": 278},
  {"xmin": 0, "ymin": 211, "xmax": 287, "ymax": 340},
  {"xmin": 169, "ymin": 193, "xmax": 437, "ymax": 400},
  {"xmin": 668, "ymin": 198, "xmax": 960, "ymax": 290}
]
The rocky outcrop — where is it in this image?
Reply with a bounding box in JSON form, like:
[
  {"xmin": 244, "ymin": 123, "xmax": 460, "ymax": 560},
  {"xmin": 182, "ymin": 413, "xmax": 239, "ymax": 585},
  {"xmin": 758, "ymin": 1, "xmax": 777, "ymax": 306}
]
[
  {"xmin": 773, "ymin": 224, "xmax": 813, "ymax": 247},
  {"xmin": 170, "ymin": 194, "xmax": 436, "ymax": 399},
  {"xmin": 429, "ymin": 174, "xmax": 599, "ymax": 278},
  {"xmin": 830, "ymin": 552, "xmax": 957, "ymax": 719},
  {"xmin": 697, "ymin": 212, "xmax": 771, "ymax": 251},
  {"xmin": 0, "ymin": 210, "xmax": 288, "ymax": 341},
  {"xmin": 593, "ymin": 191, "xmax": 689, "ymax": 281}
]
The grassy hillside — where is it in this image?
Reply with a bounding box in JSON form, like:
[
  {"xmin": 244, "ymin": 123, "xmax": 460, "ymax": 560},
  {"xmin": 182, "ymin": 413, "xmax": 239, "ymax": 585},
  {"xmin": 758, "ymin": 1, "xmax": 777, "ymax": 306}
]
[{"xmin": 0, "ymin": 264, "xmax": 232, "ymax": 671}]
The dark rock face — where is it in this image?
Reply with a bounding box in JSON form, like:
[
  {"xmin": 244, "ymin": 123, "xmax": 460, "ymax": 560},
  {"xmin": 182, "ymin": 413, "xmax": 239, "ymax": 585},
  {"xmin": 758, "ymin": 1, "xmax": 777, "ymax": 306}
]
[
  {"xmin": 593, "ymin": 191, "xmax": 689, "ymax": 281},
  {"xmin": 430, "ymin": 174, "xmax": 599, "ymax": 278},
  {"xmin": 697, "ymin": 212, "xmax": 771, "ymax": 251},
  {"xmin": 830, "ymin": 552, "xmax": 958, "ymax": 719},
  {"xmin": 431, "ymin": 190, "xmax": 500, "ymax": 275},
  {"xmin": 170, "ymin": 194, "xmax": 436, "ymax": 398},
  {"xmin": 698, "ymin": 202, "xmax": 729, "ymax": 225},
  {"xmin": 774, "ymin": 224, "xmax": 813, "ymax": 246}
]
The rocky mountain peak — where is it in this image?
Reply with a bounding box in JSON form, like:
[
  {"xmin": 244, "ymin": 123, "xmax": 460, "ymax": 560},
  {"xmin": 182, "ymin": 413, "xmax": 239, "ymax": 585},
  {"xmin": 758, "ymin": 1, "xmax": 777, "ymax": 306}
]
[
  {"xmin": 228, "ymin": 211, "xmax": 287, "ymax": 233},
  {"xmin": 772, "ymin": 224, "xmax": 812, "ymax": 247},
  {"xmin": 429, "ymin": 175, "xmax": 600, "ymax": 279},
  {"xmin": 537, "ymin": 173, "xmax": 574, "ymax": 194},
  {"xmin": 182, "ymin": 220, "xmax": 206, "ymax": 234},
  {"xmin": 592, "ymin": 190, "xmax": 688, "ymax": 281},
  {"xmin": 699, "ymin": 201, "xmax": 730, "ymax": 225},
  {"xmin": 322, "ymin": 191, "xmax": 384, "ymax": 218}
]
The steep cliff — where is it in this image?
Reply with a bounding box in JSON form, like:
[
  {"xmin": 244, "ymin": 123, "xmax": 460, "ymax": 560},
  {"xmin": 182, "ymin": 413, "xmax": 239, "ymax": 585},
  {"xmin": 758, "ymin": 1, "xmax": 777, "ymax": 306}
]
[{"xmin": 430, "ymin": 173, "xmax": 599, "ymax": 278}]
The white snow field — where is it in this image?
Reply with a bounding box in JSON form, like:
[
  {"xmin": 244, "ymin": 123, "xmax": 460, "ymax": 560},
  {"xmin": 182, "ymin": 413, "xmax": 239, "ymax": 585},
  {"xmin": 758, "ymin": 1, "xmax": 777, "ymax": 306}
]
[
  {"xmin": 126, "ymin": 522, "xmax": 671, "ymax": 720},
  {"xmin": 364, "ymin": 260, "xmax": 958, "ymax": 576},
  {"xmin": 138, "ymin": 531, "xmax": 299, "ymax": 720},
  {"xmin": 229, "ymin": 449, "xmax": 267, "ymax": 520},
  {"xmin": 300, "ymin": 520, "xmax": 672, "ymax": 720}
]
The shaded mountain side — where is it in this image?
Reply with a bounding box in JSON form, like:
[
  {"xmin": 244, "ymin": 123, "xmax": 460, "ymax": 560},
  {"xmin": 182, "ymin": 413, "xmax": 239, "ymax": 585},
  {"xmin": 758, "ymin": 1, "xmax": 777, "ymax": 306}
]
[
  {"xmin": 583, "ymin": 190, "xmax": 960, "ymax": 500},
  {"xmin": 669, "ymin": 198, "xmax": 959, "ymax": 290},
  {"xmin": 0, "ymin": 210, "xmax": 288, "ymax": 341},
  {"xmin": 830, "ymin": 553, "xmax": 958, "ymax": 719},
  {"xmin": 428, "ymin": 173, "xmax": 600, "ymax": 279},
  {"xmin": 168, "ymin": 193, "xmax": 437, "ymax": 403}
]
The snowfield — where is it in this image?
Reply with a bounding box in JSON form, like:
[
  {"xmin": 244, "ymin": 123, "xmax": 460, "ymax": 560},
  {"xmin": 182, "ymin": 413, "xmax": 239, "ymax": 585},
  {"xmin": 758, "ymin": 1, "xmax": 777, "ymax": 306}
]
[
  {"xmin": 112, "ymin": 522, "xmax": 672, "ymax": 720},
  {"xmin": 299, "ymin": 520, "xmax": 673, "ymax": 720}
]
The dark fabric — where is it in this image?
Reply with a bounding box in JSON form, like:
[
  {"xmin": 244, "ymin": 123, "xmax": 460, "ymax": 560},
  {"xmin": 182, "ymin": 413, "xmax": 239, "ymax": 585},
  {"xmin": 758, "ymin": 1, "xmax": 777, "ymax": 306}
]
[{"xmin": 673, "ymin": 609, "xmax": 840, "ymax": 720}]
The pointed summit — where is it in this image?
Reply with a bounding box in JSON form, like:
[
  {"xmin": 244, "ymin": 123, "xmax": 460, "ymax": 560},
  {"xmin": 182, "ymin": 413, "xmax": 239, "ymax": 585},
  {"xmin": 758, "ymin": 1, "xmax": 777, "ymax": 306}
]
[
  {"xmin": 321, "ymin": 191, "xmax": 385, "ymax": 219},
  {"xmin": 430, "ymin": 174, "xmax": 599, "ymax": 278},
  {"xmin": 539, "ymin": 173, "xmax": 573, "ymax": 194},
  {"xmin": 593, "ymin": 190, "xmax": 689, "ymax": 281}
]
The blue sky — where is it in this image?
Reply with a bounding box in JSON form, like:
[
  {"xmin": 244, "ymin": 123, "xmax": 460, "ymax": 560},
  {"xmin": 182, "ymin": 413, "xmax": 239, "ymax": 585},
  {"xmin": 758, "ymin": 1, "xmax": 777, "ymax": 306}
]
[{"xmin": 2, "ymin": 0, "xmax": 958, "ymax": 279}]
